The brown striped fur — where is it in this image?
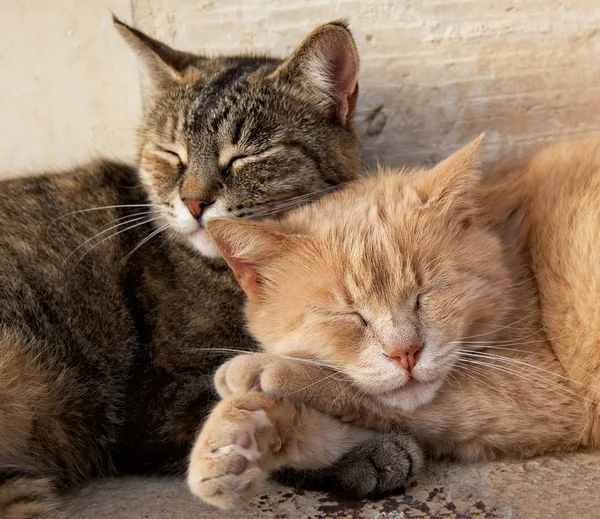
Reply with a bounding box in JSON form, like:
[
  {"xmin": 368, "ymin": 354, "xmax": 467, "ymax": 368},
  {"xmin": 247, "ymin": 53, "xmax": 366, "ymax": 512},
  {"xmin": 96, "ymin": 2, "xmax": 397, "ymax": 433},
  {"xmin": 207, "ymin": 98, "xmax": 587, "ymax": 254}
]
[{"xmin": 0, "ymin": 18, "xmax": 363, "ymax": 517}]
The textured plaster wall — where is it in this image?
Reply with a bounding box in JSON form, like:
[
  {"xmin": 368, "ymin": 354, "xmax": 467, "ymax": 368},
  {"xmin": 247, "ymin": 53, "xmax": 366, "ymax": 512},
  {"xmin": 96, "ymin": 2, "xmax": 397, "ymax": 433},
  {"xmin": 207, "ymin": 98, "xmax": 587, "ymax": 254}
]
[
  {"xmin": 2, "ymin": 1, "xmax": 600, "ymax": 176},
  {"xmin": 0, "ymin": 0, "xmax": 139, "ymax": 177}
]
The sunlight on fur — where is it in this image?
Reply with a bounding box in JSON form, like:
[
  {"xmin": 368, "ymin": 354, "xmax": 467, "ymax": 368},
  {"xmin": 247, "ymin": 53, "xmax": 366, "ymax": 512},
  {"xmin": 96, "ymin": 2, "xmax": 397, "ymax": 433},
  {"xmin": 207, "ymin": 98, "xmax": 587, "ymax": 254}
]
[{"xmin": 190, "ymin": 135, "xmax": 600, "ymax": 508}]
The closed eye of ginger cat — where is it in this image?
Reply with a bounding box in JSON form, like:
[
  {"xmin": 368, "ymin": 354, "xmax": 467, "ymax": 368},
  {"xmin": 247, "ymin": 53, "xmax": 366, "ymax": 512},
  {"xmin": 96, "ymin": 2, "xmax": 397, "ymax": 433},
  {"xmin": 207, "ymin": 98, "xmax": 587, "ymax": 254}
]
[{"xmin": 187, "ymin": 135, "xmax": 600, "ymax": 509}]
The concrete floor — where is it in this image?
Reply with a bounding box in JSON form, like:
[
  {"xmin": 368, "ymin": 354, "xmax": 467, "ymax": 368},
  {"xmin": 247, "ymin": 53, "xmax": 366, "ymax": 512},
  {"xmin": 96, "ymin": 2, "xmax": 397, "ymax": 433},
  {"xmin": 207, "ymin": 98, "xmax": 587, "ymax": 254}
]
[{"xmin": 65, "ymin": 450, "xmax": 600, "ymax": 519}]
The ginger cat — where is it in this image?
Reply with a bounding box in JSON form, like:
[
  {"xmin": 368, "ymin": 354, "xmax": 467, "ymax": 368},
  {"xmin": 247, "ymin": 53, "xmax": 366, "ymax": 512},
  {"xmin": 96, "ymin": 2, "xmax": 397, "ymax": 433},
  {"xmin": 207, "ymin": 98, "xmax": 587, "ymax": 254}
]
[{"xmin": 187, "ymin": 136, "xmax": 600, "ymax": 508}]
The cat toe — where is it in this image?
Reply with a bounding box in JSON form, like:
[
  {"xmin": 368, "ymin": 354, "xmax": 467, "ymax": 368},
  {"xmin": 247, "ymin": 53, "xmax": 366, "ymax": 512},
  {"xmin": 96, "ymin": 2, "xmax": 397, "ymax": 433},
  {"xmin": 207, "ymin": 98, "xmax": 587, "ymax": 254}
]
[
  {"xmin": 274, "ymin": 431, "xmax": 424, "ymax": 499},
  {"xmin": 214, "ymin": 353, "xmax": 271, "ymax": 397},
  {"xmin": 335, "ymin": 431, "xmax": 423, "ymax": 497},
  {"xmin": 214, "ymin": 361, "xmax": 232, "ymax": 397},
  {"xmin": 229, "ymin": 454, "xmax": 248, "ymax": 474},
  {"xmin": 187, "ymin": 395, "xmax": 277, "ymax": 509}
]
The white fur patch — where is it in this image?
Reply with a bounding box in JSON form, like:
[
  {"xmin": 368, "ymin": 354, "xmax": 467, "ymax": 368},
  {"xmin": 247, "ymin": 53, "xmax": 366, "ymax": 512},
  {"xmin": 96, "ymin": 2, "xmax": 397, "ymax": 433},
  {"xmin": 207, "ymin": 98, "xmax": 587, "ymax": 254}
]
[
  {"xmin": 170, "ymin": 198, "xmax": 223, "ymax": 257},
  {"xmin": 378, "ymin": 379, "xmax": 442, "ymax": 412},
  {"xmin": 188, "ymin": 229, "xmax": 221, "ymax": 258},
  {"xmin": 173, "ymin": 197, "xmax": 199, "ymax": 234},
  {"xmin": 201, "ymin": 199, "xmax": 228, "ymax": 224},
  {"xmin": 250, "ymin": 409, "xmax": 272, "ymax": 430},
  {"xmin": 138, "ymin": 167, "xmax": 155, "ymax": 191},
  {"xmin": 304, "ymin": 50, "xmax": 335, "ymax": 106}
]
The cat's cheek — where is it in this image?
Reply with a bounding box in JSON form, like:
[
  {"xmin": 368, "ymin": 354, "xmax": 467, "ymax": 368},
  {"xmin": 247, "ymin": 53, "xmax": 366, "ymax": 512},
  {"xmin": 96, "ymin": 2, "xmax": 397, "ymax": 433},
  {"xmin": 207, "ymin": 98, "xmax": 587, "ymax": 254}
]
[{"xmin": 188, "ymin": 228, "xmax": 221, "ymax": 258}]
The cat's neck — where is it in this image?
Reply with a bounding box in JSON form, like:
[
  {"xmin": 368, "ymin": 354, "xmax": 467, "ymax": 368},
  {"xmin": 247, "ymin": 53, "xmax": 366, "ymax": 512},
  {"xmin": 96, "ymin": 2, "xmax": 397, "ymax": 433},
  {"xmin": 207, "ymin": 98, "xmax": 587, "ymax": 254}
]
[{"xmin": 472, "ymin": 163, "xmax": 543, "ymax": 351}]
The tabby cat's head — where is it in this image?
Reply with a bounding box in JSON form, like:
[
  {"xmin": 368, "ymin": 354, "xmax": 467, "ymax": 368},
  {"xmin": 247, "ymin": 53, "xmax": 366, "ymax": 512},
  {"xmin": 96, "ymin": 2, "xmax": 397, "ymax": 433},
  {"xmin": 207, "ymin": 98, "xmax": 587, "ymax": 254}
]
[
  {"xmin": 208, "ymin": 137, "xmax": 515, "ymax": 412},
  {"xmin": 115, "ymin": 17, "xmax": 361, "ymax": 257}
]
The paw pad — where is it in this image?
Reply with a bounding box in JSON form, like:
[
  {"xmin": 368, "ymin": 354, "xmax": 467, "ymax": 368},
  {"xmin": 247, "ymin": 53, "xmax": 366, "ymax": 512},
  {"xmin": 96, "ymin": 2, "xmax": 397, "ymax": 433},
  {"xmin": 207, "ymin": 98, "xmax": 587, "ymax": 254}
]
[
  {"xmin": 229, "ymin": 455, "xmax": 248, "ymax": 475},
  {"xmin": 235, "ymin": 431, "xmax": 252, "ymax": 448}
]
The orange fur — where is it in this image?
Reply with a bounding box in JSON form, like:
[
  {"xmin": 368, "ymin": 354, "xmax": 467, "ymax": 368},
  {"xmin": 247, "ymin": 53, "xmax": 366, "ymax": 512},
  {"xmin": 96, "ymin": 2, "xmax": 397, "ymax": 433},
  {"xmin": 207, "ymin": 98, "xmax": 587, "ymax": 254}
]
[{"xmin": 192, "ymin": 136, "xmax": 600, "ymax": 507}]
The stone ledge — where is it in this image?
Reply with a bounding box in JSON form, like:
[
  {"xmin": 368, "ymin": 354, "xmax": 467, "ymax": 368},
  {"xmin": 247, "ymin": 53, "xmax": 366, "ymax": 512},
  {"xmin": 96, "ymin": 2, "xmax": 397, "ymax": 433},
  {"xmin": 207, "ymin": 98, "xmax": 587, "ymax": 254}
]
[{"xmin": 65, "ymin": 450, "xmax": 600, "ymax": 518}]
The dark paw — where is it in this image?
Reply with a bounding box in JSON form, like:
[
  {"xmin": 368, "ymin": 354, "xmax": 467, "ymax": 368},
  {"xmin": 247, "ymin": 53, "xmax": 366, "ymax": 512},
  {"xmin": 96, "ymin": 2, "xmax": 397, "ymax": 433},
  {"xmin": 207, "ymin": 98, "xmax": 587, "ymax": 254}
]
[{"xmin": 274, "ymin": 431, "xmax": 424, "ymax": 498}]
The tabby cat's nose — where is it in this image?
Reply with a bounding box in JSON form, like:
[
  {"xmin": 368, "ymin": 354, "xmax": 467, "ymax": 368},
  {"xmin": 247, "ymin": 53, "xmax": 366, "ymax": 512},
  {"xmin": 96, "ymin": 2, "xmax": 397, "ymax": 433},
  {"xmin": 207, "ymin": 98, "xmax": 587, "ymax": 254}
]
[
  {"xmin": 386, "ymin": 341, "xmax": 423, "ymax": 374},
  {"xmin": 183, "ymin": 199, "xmax": 209, "ymax": 220}
]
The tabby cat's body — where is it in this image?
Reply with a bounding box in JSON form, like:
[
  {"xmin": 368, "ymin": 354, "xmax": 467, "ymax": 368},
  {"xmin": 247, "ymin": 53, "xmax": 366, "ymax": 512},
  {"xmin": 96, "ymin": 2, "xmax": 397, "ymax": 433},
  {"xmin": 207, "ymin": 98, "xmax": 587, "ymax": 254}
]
[
  {"xmin": 0, "ymin": 161, "xmax": 250, "ymax": 480},
  {"xmin": 0, "ymin": 18, "xmax": 375, "ymax": 518}
]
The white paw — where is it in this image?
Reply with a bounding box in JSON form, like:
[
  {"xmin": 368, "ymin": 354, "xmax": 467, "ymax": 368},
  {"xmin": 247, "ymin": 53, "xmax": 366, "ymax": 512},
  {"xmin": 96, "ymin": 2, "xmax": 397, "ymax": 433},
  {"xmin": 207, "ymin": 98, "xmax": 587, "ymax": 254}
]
[{"xmin": 187, "ymin": 396, "xmax": 281, "ymax": 509}]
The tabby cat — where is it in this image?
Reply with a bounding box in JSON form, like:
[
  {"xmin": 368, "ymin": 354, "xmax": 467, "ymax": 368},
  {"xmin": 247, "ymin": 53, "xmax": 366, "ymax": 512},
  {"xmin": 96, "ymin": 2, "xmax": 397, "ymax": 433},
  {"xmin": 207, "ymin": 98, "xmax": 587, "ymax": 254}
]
[
  {"xmin": 0, "ymin": 16, "xmax": 382, "ymax": 518},
  {"xmin": 190, "ymin": 135, "xmax": 600, "ymax": 509}
]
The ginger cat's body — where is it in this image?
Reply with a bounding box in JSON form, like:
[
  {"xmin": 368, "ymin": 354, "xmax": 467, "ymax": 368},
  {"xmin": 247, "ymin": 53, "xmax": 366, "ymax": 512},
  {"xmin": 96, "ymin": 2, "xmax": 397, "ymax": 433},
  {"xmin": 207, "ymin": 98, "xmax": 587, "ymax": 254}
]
[{"xmin": 187, "ymin": 136, "xmax": 600, "ymax": 508}]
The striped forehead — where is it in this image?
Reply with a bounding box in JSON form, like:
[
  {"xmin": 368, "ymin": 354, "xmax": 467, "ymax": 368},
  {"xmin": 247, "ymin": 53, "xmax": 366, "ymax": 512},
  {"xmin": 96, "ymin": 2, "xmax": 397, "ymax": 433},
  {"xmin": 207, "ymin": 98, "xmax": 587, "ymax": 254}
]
[{"xmin": 185, "ymin": 59, "xmax": 278, "ymax": 139}]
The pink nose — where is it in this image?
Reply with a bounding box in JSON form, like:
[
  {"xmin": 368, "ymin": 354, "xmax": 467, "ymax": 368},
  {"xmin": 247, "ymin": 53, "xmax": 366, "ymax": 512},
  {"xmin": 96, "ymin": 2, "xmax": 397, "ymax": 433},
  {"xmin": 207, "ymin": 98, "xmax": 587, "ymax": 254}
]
[
  {"xmin": 183, "ymin": 199, "xmax": 208, "ymax": 219},
  {"xmin": 386, "ymin": 341, "xmax": 423, "ymax": 374}
]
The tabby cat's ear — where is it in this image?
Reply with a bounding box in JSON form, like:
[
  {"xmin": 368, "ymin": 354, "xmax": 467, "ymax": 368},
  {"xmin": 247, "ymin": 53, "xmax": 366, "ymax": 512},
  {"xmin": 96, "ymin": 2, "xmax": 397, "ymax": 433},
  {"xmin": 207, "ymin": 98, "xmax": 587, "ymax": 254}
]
[
  {"xmin": 206, "ymin": 219, "xmax": 285, "ymax": 297},
  {"xmin": 415, "ymin": 134, "xmax": 485, "ymax": 217},
  {"xmin": 113, "ymin": 16, "xmax": 199, "ymax": 103},
  {"xmin": 271, "ymin": 21, "xmax": 360, "ymax": 126}
]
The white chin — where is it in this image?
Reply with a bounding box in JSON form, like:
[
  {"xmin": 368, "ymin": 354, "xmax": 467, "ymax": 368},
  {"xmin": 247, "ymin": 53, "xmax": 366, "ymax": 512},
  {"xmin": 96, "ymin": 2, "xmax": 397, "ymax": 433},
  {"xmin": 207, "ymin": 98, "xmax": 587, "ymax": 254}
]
[
  {"xmin": 188, "ymin": 228, "xmax": 222, "ymax": 258},
  {"xmin": 377, "ymin": 379, "xmax": 442, "ymax": 412}
]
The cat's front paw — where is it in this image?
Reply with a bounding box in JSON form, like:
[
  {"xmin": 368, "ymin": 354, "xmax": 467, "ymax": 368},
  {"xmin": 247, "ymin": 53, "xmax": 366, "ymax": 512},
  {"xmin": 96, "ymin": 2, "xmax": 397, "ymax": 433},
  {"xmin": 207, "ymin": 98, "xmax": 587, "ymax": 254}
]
[
  {"xmin": 187, "ymin": 392, "xmax": 288, "ymax": 509},
  {"xmin": 214, "ymin": 352, "xmax": 284, "ymax": 398},
  {"xmin": 214, "ymin": 352, "xmax": 362, "ymax": 419}
]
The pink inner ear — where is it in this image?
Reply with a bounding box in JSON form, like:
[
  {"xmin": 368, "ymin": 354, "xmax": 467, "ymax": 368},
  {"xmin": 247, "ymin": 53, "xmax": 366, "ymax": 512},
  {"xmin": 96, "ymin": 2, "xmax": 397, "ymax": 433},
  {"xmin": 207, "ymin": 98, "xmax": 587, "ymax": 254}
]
[
  {"xmin": 346, "ymin": 82, "xmax": 359, "ymax": 119},
  {"xmin": 227, "ymin": 255, "xmax": 262, "ymax": 297},
  {"xmin": 329, "ymin": 46, "xmax": 358, "ymax": 122},
  {"xmin": 236, "ymin": 268, "xmax": 261, "ymax": 297}
]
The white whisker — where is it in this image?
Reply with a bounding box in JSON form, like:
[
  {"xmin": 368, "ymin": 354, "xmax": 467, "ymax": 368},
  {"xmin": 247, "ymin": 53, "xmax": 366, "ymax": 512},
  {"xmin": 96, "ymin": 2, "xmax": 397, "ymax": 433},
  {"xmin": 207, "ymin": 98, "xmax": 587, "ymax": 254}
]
[
  {"xmin": 460, "ymin": 351, "xmax": 600, "ymax": 392},
  {"xmin": 51, "ymin": 204, "xmax": 153, "ymax": 224},
  {"xmin": 95, "ymin": 211, "xmax": 150, "ymax": 232},
  {"xmin": 180, "ymin": 348, "xmax": 345, "ymax": 374},
  {"xmin": 456, "ymin": 315, "xmax": 534, "ymax": 342},
  {"xmin": 64, "ymin": 215, "xmax": 150, "ymax": 264},
  {"xmin": 452, "ymin": 363, "xmax": 509, "ymax": 394},
  {"xmin": 281, "ymin": 370, "xmax": 345, "ymax": 398},
  {"xmin": 454, "ymin": 327, "xmax": 544, "ymax": 346},
  {"xmin": 456, "ymin": 356, "xmax": 596, "ymax": 404},
  {"xmin": 463, "ymin": 344, "xmax": 555, "ymax": 358},
  {"xmin": 68, "ymin": 217, "xmax": 159, "ymax": 269},
  {"xmin": 117, "ymin": 223, "xmax": 171, "ymax": 266},
  {"xmin": 233, "ymin": 181, "xmax": 357, "ymax": 220}
]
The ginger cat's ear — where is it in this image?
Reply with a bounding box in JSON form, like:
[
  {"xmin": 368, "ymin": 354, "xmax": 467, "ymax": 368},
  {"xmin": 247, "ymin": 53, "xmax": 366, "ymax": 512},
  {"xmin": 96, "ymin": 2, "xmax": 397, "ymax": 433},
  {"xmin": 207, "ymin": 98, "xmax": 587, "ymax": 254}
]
[
  {"xmin": 270, "ymin": 21, "xmax": 359, "ymax": 126},
  {"xmin": 415, "ymin": 134, "xmax": 485, "ymax": 217},
  {"xmin": 206, "ymin": 219, "xmax": 285, "ymax": 297},
  {"xmin": 113, "ymin": 15, "xmax": 200, "ymax": 105}
]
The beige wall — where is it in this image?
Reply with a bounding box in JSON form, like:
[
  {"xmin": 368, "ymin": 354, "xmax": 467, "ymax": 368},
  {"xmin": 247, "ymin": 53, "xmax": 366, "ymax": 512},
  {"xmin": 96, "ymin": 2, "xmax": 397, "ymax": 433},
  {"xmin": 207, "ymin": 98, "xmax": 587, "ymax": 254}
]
[
  {"xmin": 0, "ymin": 0, "xmax": 140, "ymax": 176},
  {"xmin": 2, "ymin": 0, "xmax": 600, "ymax": 178}
]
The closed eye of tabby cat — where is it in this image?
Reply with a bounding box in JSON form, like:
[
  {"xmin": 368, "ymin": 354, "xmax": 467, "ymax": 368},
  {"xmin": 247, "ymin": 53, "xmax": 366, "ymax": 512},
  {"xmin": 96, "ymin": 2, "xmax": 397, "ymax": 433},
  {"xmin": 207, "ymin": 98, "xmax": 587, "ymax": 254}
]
[
  {"xmin": 190, "ymin": 135, "xmax": 600, "ymax": 509},
  {"xmin": 0, "ymin": 16, "xmax": 400, "ymax": 518}
]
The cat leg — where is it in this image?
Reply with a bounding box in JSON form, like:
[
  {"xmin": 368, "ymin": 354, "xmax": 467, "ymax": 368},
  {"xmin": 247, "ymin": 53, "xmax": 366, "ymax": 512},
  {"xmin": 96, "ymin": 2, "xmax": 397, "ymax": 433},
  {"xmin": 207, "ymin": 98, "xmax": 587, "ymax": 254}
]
[
  {"xmin": 208, "ymin": 353, "xmax": 424, "ymax": 500},
  {"xmin": 274, "ymin": 430, "xmax": 423, "ymax": 498},
  {"xmin": 214, "ymin": 348, "xmax": 585, "ymax": 461},
  {"xmin": 214, "ymin": 352, "xmax": 367, "ymax": 419},
  {"xmin": 222, "ymin": 353, "xmax": 586, "ymax": 460},
  {"xmin": 0, "ymin": 473, "xmax": 64, "ymax": 519},
  {"xmin": 0, "ymin": 331, "xmax": 64, "ymax": 518},
  {"xmin": 0, "ymin": 329, "xmax": 94, "ymax": 519},
  {"xmin": 187, "ymin": 391, "xmax": 374, "ymax": 509}
]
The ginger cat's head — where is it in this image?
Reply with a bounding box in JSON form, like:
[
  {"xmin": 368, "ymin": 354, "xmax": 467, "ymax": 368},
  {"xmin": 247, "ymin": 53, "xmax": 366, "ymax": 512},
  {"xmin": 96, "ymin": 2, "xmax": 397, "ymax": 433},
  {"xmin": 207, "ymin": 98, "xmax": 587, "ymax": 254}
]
[{"xmin": 208, "ymin": 137, "xmax": 515, "ymax": 411}]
